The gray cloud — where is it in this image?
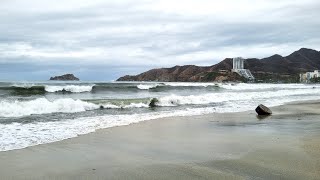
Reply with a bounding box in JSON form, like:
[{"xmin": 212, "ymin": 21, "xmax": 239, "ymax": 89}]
[{"xmin": 0, "ymin": 0, "xmax": 320, "ymax": 80}]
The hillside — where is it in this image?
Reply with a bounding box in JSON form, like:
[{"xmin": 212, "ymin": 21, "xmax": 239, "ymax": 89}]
[{"xmin": 117, "ymin": 48, "xmax": 320, "ymax": 82}]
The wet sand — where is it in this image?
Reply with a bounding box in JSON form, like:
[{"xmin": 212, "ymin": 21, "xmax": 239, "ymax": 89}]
[{"xmin": 0, "ymin": 102, "xmax": 320, "ymax": 179}]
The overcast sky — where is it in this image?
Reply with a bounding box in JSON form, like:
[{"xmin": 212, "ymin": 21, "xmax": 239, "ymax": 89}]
[{"xmin": 1, "ymin": 0, "xmax": 319, "ymax": 80}]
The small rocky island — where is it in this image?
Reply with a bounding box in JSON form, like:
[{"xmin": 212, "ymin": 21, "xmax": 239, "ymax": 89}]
[{"xmin": 49, "ymin": 74, "xmax": 79, "ymax": 81}]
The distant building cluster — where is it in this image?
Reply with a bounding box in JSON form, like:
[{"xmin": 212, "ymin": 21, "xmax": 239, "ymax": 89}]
[{"xmin": 300, "ymin": 70, "xmax": 320, "ymax": 83}]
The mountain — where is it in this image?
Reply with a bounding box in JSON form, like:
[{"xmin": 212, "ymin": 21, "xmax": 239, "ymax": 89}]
[
  {"xmin": 50, "ymin": 74, "xmax": 79, "ymax": 81},
  {"xmin": 117, "ymin": 48, "xmax": 320, "ymax": 82}
]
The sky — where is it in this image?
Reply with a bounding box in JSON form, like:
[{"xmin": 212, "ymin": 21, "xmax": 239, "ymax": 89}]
[{"xmin": 0, "ymin": 0, "xmax": 320, "ymax": 81}]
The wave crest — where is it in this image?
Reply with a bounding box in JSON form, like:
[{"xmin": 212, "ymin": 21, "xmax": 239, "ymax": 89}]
[
  {"xmin": 137, "ymin": 84, "xmax": 162, "ymax": 90},
  {"xmin": 0, "ymin": 98, "xmax": 98, "ymax": 117},
  {"xmin": 45, "ymin": 85, "xmax": 94, "ymax": 93}
]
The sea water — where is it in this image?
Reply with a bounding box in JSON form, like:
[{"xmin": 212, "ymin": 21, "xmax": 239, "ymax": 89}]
[{"xmin": 0, "ymin": 81, "xmax": 319, "ymax": 151}]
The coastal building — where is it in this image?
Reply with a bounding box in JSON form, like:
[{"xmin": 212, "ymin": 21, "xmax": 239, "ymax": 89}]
[
  {"xmin": 232, "ymin": 57, "xmax": 244, "ymax": 69},
  {"xmin": 231, "ymin": 57, "xmax": 255, "ymax": 81},
  {"xmin": 300, "ymin": 70, "xmax": 320, "ymax": 83}
]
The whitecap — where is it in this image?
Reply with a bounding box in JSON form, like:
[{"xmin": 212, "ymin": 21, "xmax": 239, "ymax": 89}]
[
  {"xmin": 0, "ymin": 98, "xmax": 98, "ymax": 117},
  {"xmin": 45, "ymin": 85, "xmax": 94, "ymax": 93},
  {"xmin": 137, "ymin": 84, "xmax": 161, "ymax": 90}
]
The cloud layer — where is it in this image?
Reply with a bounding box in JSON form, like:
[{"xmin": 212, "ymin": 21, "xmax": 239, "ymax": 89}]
[{"xmin": 1, "ymin": 0, "xmax": 320, "ymax": 80}]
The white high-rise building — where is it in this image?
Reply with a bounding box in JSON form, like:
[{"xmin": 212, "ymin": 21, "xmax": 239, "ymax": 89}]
[
  {"xmin": 232, "ymin": 57, "xmax": 244, "ymax": 70},
  {"xmin": 232, "ymin": 57, "xmax": 255, "ymax": 81}
]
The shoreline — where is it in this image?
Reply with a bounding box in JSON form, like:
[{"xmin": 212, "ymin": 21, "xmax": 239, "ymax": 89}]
[
  {"xmin": 0, "ymin": 99, "xmax": 317, "ymax": 153},
  {"xmin": 0, "ymin": 100, "xmax": 320, "ymax": 179}
]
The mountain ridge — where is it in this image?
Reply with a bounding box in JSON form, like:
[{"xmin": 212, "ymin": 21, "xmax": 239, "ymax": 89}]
[{"xmin": 117, "ymin": 48, "xmax": 320, "ymax": 82}]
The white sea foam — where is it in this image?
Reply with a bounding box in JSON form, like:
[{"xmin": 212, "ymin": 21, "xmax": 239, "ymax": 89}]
[
  {"xmin": 137, "ymin": 84, "xmax": 162, "ymax": 90},
  {"xmin": 220, "ymin": 83, "xmax": 318, "ymax": 91},
  {"xmin": 137, "ymin": 82, "xmax": 217, "ymax": 89},
  {"xmin": 11, "ymin": 84, "xmax": 94, "ymax": 93},
  {"xmin": 0, "ymin": 108, "xmax": 213, "ymax": 151},
  {"xmin": 139, "ymin": 83, "xmax": 317, "ymax": 90},
  {"xmin": 0, "ymin": 98, "xmax": 150, "ymax": 118},
  {"xmin": 156, "ymin": 88, "xmax": 320, "ymax": 106},
  {"xmin": 100, "ymin": 104, "xmax": 121, "ymax": 109},
  {"xmin": 0, "ymin": 98, "xmax": 98, "ymax": 117},
  {"xmin": 99, "ymin": 102, "xmax": 149, "ymax": 109},
  {"xmin": 123, "ymin": 102, "xmax": 149, "ymax": 108},
  {"xmin": 45, "ymin": 85, "xmax": 94, "ymax": 93},
  {"xmin": 164, "ymin": 82, "xmax": 217, "ymax": 87},
  {"xmin": 12, "ymin": 83, "xmax": 38, "ymax": 88}
]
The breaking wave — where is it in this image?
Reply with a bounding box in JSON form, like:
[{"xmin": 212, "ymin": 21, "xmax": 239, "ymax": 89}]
[
  {"xmin": 2, "ymin": 86, "xmax": 320, "ymax": 118},
  {"xmin": 2, "ymin": 83, "xmax": 318, "ymax": 96},
  {"xmin": 137, "ymin": 84, "xmax": 163, "ymax": 90},
  {"xmin": 0, "ymin": 98, "xmax": 98, "ymax": 117},
  {"xmin": 0, "ymin": 85, "xmax": 94, "ymax": 95},
  {"xmin": 97, "ymin": 102, "xmax": 149, "ymax": 109},
  {"xmin": 0, "ymin": 82, "xmax": 223, "ymax": 95},
  {"xmin": 0, "ymin": 98, "xmax": 153, "ymax": 118},
  {"xmin": 154, "ymin": 88, "xmax": 320, "ymax": 107},
  {"xmin": 0, "ymin": 86, "xmax": 46, "ymax": 95},
  {"xmin": 44, "ymin": 85, "xmax": 94, "ymax": 93}
]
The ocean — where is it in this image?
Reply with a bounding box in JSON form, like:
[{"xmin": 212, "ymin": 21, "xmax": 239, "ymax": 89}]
[{"xmin": 0, "ymin": 81, "xmax": 320, "ymax": 151}]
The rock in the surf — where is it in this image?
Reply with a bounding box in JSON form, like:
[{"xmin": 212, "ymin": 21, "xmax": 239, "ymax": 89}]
[
  {"xmin": 255, "ymin": 104, "xmax": 272, "ymax": 115},
  {"xmin": 149, "ymin": 98, "xmax": 159, "ymax": 108}
]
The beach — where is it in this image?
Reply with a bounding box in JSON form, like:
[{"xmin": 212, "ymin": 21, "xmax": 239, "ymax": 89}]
[
  {"xmin": 0, "ymin": 101, "xmax": 319, "ymax": 180},
  {"xmin": 1, "ymin": 0, "xmax": 320, "ymax": 179}
]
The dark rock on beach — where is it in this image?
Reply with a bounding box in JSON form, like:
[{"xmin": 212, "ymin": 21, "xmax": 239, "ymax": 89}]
[
  {"xmin": 255, "ymin": 104, "xmax": 272, "ymax": 115},
  {"xmin": 50, "ymin": 74, "xmax": 79, "ymax": 81}
]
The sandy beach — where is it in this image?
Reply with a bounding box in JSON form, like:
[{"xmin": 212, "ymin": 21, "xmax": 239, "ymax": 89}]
[
  {"xmin": 0, "ymin": 101, "xmax": 320, "ymax": 180},
  {"xmin": 2, "ymin": 0, "xmax": 320, "ymax": 179}
]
